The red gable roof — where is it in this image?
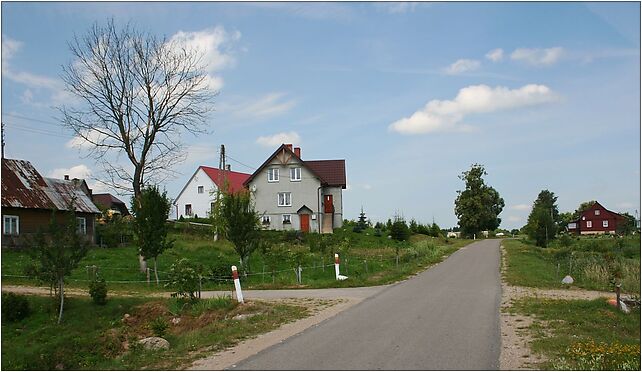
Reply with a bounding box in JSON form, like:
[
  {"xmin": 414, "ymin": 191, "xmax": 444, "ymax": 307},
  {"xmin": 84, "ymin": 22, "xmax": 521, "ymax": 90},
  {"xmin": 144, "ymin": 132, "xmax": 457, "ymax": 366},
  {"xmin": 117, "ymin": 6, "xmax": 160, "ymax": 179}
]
[
  {"xmin": 200, "ymin": 166, "xmax": 250, "ymax": 194},
  {"xmin": 304, "ymin": 160, "xmax": 346, "ymax": 188}
]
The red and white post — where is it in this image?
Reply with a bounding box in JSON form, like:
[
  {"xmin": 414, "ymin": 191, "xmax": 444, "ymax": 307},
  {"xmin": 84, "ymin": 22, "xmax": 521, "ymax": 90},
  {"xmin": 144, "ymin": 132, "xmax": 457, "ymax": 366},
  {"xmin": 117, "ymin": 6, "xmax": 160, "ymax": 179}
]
[
  {"xmin": 334, "ymin": 253, "xmax": 340, "ymax": 280},
  {"xmin": 231, "ymin": 265, "xmax": 244, "ymax": 303}
]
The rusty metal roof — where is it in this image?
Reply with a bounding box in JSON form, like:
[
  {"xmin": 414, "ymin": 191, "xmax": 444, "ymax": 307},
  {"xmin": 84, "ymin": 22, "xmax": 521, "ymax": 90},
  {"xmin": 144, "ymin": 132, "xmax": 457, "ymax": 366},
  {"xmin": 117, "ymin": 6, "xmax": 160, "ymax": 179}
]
[{"xmin": 1, "ymin": 158, "xmax": 101, "ymax": 214}]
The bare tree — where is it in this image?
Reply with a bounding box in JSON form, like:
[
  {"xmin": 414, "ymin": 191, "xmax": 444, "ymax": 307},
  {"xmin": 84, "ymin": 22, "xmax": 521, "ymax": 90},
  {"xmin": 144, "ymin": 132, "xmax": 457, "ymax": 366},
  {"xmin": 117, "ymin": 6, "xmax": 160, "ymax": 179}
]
[{"xmin": 60, "ymin": 20, "xmax": 215, "ymax": 199}]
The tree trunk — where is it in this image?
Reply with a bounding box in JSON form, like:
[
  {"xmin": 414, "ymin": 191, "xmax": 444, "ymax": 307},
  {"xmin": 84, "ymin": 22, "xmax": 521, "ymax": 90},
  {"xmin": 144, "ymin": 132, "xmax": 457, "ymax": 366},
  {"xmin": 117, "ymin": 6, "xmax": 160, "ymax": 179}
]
[
  {"xmin": 57, "ymin": 278, "xmax": 64, "ymax": 324},
  {"xmin": 139, "ymin": 254, "xmax": 148, "ymax": 273},
  {"xmin": 154, "ymin": 257, "xmax": 159, "ymax": 285}
]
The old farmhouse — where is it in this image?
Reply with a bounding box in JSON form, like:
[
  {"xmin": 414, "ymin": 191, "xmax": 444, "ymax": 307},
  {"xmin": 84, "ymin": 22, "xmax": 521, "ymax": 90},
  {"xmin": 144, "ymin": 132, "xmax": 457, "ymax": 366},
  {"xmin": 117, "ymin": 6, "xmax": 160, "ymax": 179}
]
[
  {"xmin": 243, "ymin": 144, "xmax": 346, "ymax": 233},
  {"xmin": 567, "ymin": 201, "xmax": 626, "ymax": 235},
  {"xmin": 1, "ymin": 158, "xmax": 101, "ymax": 248}
]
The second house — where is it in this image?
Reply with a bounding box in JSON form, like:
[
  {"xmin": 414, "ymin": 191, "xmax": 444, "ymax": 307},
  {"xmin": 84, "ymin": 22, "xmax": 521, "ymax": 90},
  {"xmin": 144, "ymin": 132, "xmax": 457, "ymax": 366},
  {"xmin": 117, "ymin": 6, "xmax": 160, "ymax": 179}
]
[{"xmin": 244, "ymin": 144, "xmax": 346, "ymax": 233}]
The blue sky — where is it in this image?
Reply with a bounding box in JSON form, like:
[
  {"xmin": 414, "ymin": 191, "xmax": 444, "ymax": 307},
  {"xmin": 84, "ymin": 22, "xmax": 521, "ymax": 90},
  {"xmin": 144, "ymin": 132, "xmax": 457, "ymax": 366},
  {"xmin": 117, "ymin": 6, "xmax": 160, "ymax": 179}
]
[{"xmin": 2, "ymin": 2, "xmax": 640, "ymax": 229}]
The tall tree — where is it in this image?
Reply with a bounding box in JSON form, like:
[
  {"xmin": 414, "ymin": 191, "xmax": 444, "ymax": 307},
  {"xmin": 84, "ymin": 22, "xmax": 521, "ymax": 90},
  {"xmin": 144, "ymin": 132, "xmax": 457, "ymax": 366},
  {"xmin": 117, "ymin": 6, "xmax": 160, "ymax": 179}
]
[
  {"xmin": 616, "ymin": 212, "xmax": 639, "ymax": 235},
  {"xmin": 212, "ymin": 190, "xmax": 261, "ymax": 275},
  {"xmin": 26, "ymin": 207, "xmax": 89, "ymax": 324},
  {"xmin": 525, "ymin": 190, "xmax": 560, "ymax": 247},
  {"xmin": 454, "ymin": 164, "xmax": 505, "ymax": 238},
  {"xmin": 131, "ymin": 186, "xmax": 174, "ymax": 284},
  {"xmin": 557, "ymin": 211, "xmax": 574, "ymax": 233},
  {"xmin": 60, "ymin": 20, "xmax": 214, "ymax": 200}
]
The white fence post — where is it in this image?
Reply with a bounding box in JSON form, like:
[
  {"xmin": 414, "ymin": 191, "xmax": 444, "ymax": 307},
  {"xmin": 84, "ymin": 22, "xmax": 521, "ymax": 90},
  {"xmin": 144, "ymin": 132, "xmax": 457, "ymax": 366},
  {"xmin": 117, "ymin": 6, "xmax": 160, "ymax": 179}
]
[
  {"xmin": 231, "ymin": 265, "xmax": 244, "ymax": 304},
  {"xmin": 334, "ymin": 253, "xmax": 340, "ymax": 280}
]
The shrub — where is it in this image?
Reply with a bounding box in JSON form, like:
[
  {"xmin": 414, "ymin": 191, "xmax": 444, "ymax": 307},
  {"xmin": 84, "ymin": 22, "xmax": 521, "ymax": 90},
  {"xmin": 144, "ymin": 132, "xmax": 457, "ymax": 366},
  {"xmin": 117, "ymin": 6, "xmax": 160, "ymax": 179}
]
[
  {"xmin": 2, "ymin": 292, "xmax": 31, "ymax": 322},
  {"xmin": 149, "ymin": 317, "xmax": 169, "ymax": 337},
  {"xmin": 89, "ymin": 277, "xmax": 108, "ymax": 305},
  {"xmin": 390, "ymin": 219, "xmax": 410, "ymax": 241},
  {"xmin": 165, "ymin": 258, "xmax": 200, "ymax": 301}
]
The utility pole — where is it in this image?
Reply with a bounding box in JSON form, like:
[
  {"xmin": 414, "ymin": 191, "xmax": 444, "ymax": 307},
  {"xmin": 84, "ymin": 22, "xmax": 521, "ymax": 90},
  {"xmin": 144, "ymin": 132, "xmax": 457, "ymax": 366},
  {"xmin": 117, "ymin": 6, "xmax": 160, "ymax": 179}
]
[{"xmin": 1, "ymin": 122, "xmax": 5, "ymax": 159}]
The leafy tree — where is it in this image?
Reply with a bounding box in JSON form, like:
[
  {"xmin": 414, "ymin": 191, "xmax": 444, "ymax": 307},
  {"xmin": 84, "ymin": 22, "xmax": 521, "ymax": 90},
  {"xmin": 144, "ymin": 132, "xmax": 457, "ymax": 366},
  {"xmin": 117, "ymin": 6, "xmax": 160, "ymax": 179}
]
[
  {"xmin": 617, "ymin": 212, "xmax": 638, "ymax": 235},
  {"xmin": 429, "ymin": 222, "xmax": 441, "ymax": 237},
  {"xmin": 132, "ymin": 186, "xmax": 174, "ymax": 284},
  {"xmin": 525, "ymin": 190, "xmax": 560, "ymax": 247},
  {"xmin": 26, "ymin": 208, "xmax": 89, "ymax": 323},
  {"xmin": 557, "ymin": 212, "xmax": 574, "ymax": 233},
  {"xmin": 510, "ymin": 229, "xmax": 520, "ymax": 236},
  {"xmin": 454, "ymin": 164, "xmax": 505, "ymax": 238},
  {"xmin": 572, "ymin": 200, "xmax": 597, "ymax": 219},
  {"xmin": 212, "ymin": 190, "xmax": 261, "ymax": 275}
]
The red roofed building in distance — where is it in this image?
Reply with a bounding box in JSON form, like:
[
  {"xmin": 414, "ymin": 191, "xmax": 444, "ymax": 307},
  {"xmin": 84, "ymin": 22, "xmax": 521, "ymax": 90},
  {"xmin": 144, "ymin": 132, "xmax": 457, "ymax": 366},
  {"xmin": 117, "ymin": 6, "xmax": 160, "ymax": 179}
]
[{"xmin": 174, "ymin": 165, "xmax": 250, "ymax": 219}]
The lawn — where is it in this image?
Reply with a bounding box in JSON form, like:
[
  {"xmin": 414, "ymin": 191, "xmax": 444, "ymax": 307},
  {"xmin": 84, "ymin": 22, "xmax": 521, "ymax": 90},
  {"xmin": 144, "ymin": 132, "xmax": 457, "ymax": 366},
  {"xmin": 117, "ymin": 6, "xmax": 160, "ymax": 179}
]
[
  {"xmin": 1, "ymin": 294, "xmax": 308, "ymax": 370},
  {"xmin": 510, "ymin": 297, "xmax": 640, "ymax": 370},
  {"xmin": 503, "ymin": 236, "xmax": 640, "ymax": 295},
  {"xmin": 2, "ymin": 226, "xmax": 471, "ymax": 293}
]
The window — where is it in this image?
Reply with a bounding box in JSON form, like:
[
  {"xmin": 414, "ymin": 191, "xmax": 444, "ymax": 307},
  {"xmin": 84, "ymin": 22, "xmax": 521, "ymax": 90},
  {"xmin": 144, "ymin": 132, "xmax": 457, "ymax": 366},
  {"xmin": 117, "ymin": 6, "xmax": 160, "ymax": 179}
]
[
  {"xmin": 282, "ymin": 214, "xmax": 291, "ymax": 224},
  {"xmin": 267, "ymin": 168, "xmax": 279, "ymax": 182},
  {"xmin": 3, "ymin": 215, "xmax": 19, "ymax": 235},
  {"xmin": 198, "ymin": 186, "xmax": 204, "ymax": 194},
  {"xmin": 595, "ymin": 210, "xmax": 600, "ymax": 216},
  {"xmin": 603, "ymin": 220, "xmax": 609, "ymax": 228},
  {"xmin": 278, "ymin": 192, "xmax": 292, "ymax": 207},
  {"xmin": 185, "ymin": 204, "xmax": 192, "ymax": 216},
  {"xmin": 586, "ymin": 221, "xmax": 592, "ymax": 228},
  {"xmin": 568, "ymin": 222, "xmax": 577, "ymax": 229},
  {"xmin": 290, "ymin": 167, "xmax": 301, "ymax": 181},
  {"xmin": 262, "ymin": 215, "xmax": 271, "ymax": 225},
  {"xmin": 76, "ymin": 217, "xmax": 87, "ymax": 235}
]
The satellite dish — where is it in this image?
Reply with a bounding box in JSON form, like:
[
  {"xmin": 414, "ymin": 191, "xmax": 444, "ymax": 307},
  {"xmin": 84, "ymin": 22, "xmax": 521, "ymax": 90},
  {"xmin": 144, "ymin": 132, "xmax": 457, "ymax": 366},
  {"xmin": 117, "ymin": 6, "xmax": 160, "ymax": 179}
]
[{"xmin": 251, "ymin": 185, "xmax": 257, "ymax": 192}]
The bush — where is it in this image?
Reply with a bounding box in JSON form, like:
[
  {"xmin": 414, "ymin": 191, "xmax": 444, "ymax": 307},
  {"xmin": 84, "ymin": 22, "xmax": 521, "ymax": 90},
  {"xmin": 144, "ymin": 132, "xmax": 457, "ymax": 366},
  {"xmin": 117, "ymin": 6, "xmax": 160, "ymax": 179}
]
[
  {"xmin": 165, "ymin": 258, "xmax": 200, "ymax": 301},
  {"xmin": 89, "ymin": 278, "xmax": 108, "ymax": 305},
  {"xmin": 2, "ymin": 292, "xmax": 31, "ymax": 322},
  {"xmin": 149, "ymin": 317, "xmax": 169, "ymax": 337},
  {"xmin": 390, "ymin": 219, "xmax": 411, "ymax": 241}
]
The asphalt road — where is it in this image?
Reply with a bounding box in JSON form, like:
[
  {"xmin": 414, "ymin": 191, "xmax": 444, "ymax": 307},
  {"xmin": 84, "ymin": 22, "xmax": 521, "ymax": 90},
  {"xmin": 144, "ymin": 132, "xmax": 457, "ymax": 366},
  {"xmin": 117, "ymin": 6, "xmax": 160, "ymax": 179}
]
[{"xmin": 230, "ymin": 239, "xmax": 502, "ymax": 370}]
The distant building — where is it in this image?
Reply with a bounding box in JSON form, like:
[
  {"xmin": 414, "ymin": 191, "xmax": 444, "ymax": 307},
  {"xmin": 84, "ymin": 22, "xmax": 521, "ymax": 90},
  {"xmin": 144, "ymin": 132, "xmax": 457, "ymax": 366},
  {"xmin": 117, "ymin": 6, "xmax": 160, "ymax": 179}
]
[
  {"xmin": 567, "ymin": 201, "xmax": 625, "ymax": 235},
  {"xmin": 243, "ymin": 144, "xmax": 346, "ymax": 233},
  {"xmin": 174, "ymin": 165, "xmax": 250, "ymax": 219},
  {"xmin": 93, "ymin": 193, "xmax": 130, "ymax": 216},
  {"xmin": 1, "ymin": 158, "xmax": 101, "ymax": 248}
]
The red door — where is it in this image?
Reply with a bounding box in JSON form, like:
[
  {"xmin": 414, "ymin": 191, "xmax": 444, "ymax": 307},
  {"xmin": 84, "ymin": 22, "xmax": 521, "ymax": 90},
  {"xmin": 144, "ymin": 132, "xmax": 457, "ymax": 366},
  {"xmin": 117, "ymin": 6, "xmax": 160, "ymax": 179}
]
[
  {"xmin": 324, "ymin": 195, "xmax": 334, "ymax": 213},
  {"xmin": 300, "ymin": 214, "xmax": 310, "ymax": 232}
]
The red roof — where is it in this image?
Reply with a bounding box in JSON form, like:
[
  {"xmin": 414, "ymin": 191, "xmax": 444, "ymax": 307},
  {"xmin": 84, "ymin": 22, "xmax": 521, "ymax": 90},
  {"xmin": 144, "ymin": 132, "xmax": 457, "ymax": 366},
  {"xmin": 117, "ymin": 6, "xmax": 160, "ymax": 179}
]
[
  {"xmin": 200, "ymin": 166, "xmax": 250, "ymax": 194},
  {"xmin": 1, "ymin": 158, "xmax": 101, "ymax": 214},
  {"xmin": 304, "ymin": 160, "xmax": 346, "ymax": 188}
]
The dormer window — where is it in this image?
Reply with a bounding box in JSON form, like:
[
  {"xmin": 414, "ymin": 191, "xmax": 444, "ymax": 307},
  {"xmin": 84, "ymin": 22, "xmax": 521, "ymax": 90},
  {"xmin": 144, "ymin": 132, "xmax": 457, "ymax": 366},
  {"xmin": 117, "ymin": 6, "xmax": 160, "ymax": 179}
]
[
  {"xmin": 268, "ymin": 168, "xmax": 279, "ymax": 182},
  {"xmin": 290, "ymin": 167, "xmax": 301, "ymax": 181},
  {"xmin": 595, "ymin": 210, "xmax": 600, "ymax": 216}
]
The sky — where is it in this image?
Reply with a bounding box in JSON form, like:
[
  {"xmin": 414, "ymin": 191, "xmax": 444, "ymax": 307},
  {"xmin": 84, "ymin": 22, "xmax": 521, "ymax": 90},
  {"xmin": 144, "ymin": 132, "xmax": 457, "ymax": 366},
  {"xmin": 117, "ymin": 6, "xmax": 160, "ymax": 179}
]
[{"xmin": 1, "ymin": 2, "xmax": 640, "ymax": 229}]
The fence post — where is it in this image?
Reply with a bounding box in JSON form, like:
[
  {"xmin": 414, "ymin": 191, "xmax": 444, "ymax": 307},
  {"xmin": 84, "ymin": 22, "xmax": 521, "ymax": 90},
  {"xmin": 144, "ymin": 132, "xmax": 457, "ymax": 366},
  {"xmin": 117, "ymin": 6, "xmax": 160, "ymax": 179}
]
[
  {"xmin": 232, "ymin": 265, "xmax": 244, "ymax": 304},
  {"xmin": 364, "ymin": 260, "xmax": 368, "ymax": 273},
  {"xmin": 146, "ymin": 267, "xmax": 150, "ymax": 285},
  {"xmin": 616, "ymin": 284, "xmax": 621, "ymax": 310},
  {"xmin": 334, "ymin": 253, "xmax": 340, "ymax": 280}
]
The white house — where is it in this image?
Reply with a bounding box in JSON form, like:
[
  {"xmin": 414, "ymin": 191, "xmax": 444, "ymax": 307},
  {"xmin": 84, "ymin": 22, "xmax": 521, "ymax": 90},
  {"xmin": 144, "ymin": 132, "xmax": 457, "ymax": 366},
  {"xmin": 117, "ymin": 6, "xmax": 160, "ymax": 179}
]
[
  {"xmin": 174, "ymin": 166, "xmax": 250, "ymax": 219},
  {"xmin": 243, "ymin": 144, "xmax": 346, "ymax": 233}
]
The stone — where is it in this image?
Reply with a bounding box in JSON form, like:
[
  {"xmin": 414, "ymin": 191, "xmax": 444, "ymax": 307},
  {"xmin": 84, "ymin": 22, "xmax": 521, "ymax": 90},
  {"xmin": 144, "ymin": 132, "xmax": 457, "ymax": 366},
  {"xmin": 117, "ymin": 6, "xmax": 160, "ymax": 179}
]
[
  {"xmin": 232, "ymin": 313, "xmax": 261, "ymax": 321},
  {"xmin": 138, "ymin": 336, "xmax": 170, "ymax": 350},
  {"xmin": 171, "ymin": 317, "xmax": 181, "ymax": 325},
  {"xmin": 561, "ymin": 275, "xmax": 574, "ymax": 284}
]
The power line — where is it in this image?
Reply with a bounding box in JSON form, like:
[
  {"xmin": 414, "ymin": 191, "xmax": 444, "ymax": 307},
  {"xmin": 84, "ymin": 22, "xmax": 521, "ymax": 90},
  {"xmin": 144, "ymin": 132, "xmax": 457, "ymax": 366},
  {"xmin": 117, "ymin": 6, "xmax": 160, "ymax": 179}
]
[{"xmin": 1, "ymin": 112, "xmax": 62, "ymax": 127}]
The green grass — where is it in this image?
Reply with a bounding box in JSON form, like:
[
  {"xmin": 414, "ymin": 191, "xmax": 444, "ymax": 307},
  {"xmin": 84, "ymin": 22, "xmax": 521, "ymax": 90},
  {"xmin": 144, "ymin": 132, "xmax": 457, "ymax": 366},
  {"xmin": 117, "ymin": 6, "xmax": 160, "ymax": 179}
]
[
  {"xmin": 510, "ymin": 297, "xmax": 640, "ymax": 370},
  {"xmin": 2, "ymin": 229, "xmax": 471, "ymax": 293},
  {"xmin": 503, "ymin": 238, "xmax": 640, "ymax": 294},
  {"xmin": 1, "ymin": 294, "xmax": 307, "ymax": 370}
]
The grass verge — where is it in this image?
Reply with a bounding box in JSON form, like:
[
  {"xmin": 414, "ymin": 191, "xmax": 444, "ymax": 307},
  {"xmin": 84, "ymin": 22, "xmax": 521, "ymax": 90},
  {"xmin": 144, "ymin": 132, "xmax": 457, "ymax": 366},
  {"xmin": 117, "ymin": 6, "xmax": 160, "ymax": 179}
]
[
  {"xmin": 1, "ymin": 294, "xmax": 308, "ymax": 370},
  {"xmin": 510, "ymin": 297, "xmax": 640, "ymax": 370}
]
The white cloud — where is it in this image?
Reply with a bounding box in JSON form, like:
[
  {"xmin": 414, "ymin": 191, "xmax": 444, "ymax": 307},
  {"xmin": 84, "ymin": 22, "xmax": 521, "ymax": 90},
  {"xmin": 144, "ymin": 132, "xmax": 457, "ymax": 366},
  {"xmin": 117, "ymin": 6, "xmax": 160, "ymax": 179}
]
[
  {"xmin": 485, "ymin": 48, "xmax": 504, "ymax": 62},
  {"xmin": 510, "ymin": 47, "xmax": 564, "ymax": 66},
  {"xmin": 381, "ymin": 2, "xmax": 419, "ymax": 14},
  {"xmin": 445, "ymin": 59, "xmax": 481, "ymax": 75},
  {"xmin": 224, "ymin": 92, "xmax": 296, "ymax": 119},
  {"xmin": 48, "ymin": 164, "xmax": 92, "ymax": 180},
  {"xmin": 66, "ymin": 129, "xmax": 109, "ymax": 149},
  {"xmin": 510, "ymin": 204, "xmax": 531, "ymax": 211},
  {"xmin": 362, "ymin": 184, "xmax": 373, "ymax": 190},
  {"xmin": 389, "ymin": 84, "xmax": 559, "ymax": 134},
  {"xmin": 616, "ymin": 202, "xmax": 636, "ymax": 209},
  {"xmin": 169, "ymin": 26, "xmax": 241, "ymax": 91},
  {"xmin": 256, "ymin": 131, "xmax": 301, "ymax": 147},
  {"xmin": 507, "ymin": 216, "xmax": 522, "ymax": 222}
]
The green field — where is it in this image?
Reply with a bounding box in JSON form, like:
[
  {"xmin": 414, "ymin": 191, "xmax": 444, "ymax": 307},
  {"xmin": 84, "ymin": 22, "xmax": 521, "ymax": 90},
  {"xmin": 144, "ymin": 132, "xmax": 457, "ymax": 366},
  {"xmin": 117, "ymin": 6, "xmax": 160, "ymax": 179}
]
[
  {"xmin": 503, "ymin": 236, "xmax": 640, "ymax": 294},
  {"xmin": 511, "ymin": 297, "xmax": 640, "ymax": 370},
  {"xmin": 2, "ymin": 227, "xmax": 471, "ymax": 293}
]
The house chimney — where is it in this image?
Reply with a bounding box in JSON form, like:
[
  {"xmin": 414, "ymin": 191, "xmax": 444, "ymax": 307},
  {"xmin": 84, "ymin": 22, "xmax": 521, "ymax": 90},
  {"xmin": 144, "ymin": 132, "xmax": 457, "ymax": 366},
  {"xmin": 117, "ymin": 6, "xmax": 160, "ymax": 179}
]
[
  {"xmin": 285, "ymin": 143, "xmax": 293, "ymax": 151},
  {"xmin": 64, "ymin": 175, "xmax": 69, "ymax": 181},
  {"xmin": 226, "ymin": 164, "xmax": 231, "ymax": 171},
  {"xmin": 294, "ymin": 147, "xmax": 301, "ymax": 158}
]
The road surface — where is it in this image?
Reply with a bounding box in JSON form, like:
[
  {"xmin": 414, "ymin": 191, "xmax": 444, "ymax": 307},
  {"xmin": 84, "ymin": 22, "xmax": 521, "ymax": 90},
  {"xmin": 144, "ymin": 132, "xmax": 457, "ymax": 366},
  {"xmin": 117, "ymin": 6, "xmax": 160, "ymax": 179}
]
[{"xmin": 229, "ymin": 239, "xmax": 502, "ymax": 370}]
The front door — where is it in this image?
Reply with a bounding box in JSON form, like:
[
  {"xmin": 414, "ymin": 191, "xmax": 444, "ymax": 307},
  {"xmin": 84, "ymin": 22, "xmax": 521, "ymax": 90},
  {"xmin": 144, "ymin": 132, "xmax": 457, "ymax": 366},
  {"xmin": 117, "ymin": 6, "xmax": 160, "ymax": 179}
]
[
  {"xmin": 324, "ymin": 195, "xmax": 334, "ymax": 213},
  {"xmin": 300, "ymin": 214, "xmax": 310, "ymax": 232}
]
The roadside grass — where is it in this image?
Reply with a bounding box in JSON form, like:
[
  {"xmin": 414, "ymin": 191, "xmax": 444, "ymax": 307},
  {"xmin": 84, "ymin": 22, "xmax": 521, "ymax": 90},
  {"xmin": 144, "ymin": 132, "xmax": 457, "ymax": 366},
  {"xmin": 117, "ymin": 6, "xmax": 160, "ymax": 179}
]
[
  {"xmin": 503, "ymin": 238, "xmax": 640, "ymax": 295},
  {"xmin": 1, "ymin": 294, "xmax": 307, "ymax": 370},
  {"xmin": 2, "ymin": 228, "xmax": 471, "ymax": 293},
  {"xmin": 510, "ymin": 297, "xmax": 640, "ymax": 370}
]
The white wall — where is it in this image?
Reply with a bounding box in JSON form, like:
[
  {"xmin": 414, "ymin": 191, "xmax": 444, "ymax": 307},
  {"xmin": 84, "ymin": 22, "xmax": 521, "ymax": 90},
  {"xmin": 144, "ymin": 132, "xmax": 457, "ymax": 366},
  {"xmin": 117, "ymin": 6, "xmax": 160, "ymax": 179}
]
[{"xmin": 174, "ymin": 168, "xmax": 218, "ymax": 219}]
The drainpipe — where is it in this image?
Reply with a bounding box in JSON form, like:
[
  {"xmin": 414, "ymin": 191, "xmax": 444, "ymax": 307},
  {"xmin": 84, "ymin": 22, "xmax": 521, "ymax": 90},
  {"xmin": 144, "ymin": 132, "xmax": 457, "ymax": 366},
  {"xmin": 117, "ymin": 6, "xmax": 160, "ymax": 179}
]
[{"xmin": 317, "ymin": 186, "xmax": 322, "ymax": 233}]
